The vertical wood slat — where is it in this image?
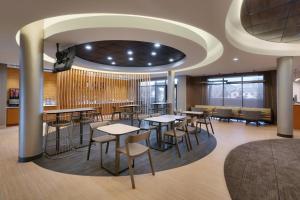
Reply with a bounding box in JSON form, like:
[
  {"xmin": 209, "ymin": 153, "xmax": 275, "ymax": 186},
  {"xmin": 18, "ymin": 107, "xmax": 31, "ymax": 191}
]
[{"xmin": 57, "ymin": 69, "xmax": 151, "ymax": 115}]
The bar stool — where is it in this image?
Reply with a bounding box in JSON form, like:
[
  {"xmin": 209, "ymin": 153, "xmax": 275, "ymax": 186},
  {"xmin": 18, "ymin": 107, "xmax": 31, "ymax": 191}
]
[
  {"xmin": 72, "ymin": 111, "xmax": 95, "ymax": 146},
  {"xmin": 44, "ymin": 112, "xmax": 74, "ymax": 156},
  {"xmin": 94, "ymin": 107, "xmax": 104, "ymax": 122},
  {"xmin": 111, "ymin": 106, "xmax": 122, "ymax": 120}
]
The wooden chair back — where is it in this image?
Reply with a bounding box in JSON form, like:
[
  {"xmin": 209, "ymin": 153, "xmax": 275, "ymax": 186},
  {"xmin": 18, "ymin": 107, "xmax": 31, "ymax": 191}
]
[{"xmin": 126, "ymin": 131, "xmax": 150, "ymax": 144}]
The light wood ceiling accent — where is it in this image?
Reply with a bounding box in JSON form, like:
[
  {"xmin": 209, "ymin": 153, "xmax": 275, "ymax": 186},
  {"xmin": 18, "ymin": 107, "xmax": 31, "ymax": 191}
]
[
  {"xmin": 57, "ymin": 69, "xmax": 151, "ymax": 117},
  {"xmin": 241, "ymin": 0, "xmax": 300, "ymax": 43}
]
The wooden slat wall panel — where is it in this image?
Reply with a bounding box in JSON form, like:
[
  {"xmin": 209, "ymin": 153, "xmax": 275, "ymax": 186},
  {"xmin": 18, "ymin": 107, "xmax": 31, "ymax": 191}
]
[{"xmin": 57, "ymin": 69, "xmax": 151, "ymax": 119}]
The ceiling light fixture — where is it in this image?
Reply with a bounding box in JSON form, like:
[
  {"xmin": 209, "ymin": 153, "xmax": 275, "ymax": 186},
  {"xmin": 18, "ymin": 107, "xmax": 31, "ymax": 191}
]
[
  {"xmin": 107, "ymin": 56, "xmax": 113, "ymax": 60},
  {"xmin": 169, "ymin": 58, "xmax": 174, "ymax": 62},
  {"xmin": 151, "ymin": 52, "xmax": 157, "ymax": 56},
  {"xmin": 154, "ymin": 43, "xmax": 161, "ymax": 48},
  {"xmin": 129, "ymin": 57, "xmax": 134, "ymax": 61},
  {"xmin": 295, "ymin": 78, "xmax": 300, "ymax": 82},
  {"xmin": 111, "ymin": 61, "xmax": 116, "ymax": 65},
  {"xmin": 85, "ymin": 44, "xmax": 92, "ymax": 50},
  {"xmin": 127, "ymin": 50, "xmax": 133, "ymax": 55},
  {"xmin": 233, "ymin": 57, "xmax": 239, "ymax": 62},
  {"xmin": 148, "ymin": 62, "xmax": 152, "ymax": 66}
]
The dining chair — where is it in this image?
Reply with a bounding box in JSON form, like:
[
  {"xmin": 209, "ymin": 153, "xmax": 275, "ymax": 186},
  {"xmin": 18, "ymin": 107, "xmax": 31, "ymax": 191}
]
[
  {"xmin": 111, "ymin": 106, "xmax": 122, "ymax": 120},
  {"xmin": 137, "ymin": 114, "xmax": 159, "ymax": 145},
  {"xmin": 185, "ymin": 117, "xmax": 200, "ymax": 146},
  {"xmin": 87, "ymin": 121, "xmax": 116, "ymax": 168},
  {"xmin": 117, "ymin": 131, "xmax": 155, "ymax": 189},
  {"xmin": 195, "ymin": 111, "xmax": 215, "ymax": 136},
  {"xmin": 163, "ymin": 119, "xmax": 191, "ymax": 158}
]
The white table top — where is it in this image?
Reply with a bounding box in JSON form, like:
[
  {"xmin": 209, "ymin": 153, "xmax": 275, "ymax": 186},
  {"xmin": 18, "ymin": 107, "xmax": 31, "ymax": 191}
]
[
  {"xmin": 44, "ymin": 107, "xmax": 95, "ymax": 114},
  {"xmin": 144, "ymin": 115, "xmax": 186, "ymax": 123},
  {"xmin": 181, "ymin": 111, "xmax": 204, "ymax": 115},
  {"xmin": 97, "ymin": 123, "xmax": 140, "ymax": 135},
  {"xmin": 119, "ymin": 104, "xmax": 140, "ymax": 108}
]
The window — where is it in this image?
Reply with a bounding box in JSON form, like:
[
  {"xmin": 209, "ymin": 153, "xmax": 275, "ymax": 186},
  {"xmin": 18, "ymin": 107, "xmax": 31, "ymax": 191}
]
[
  {"xmin": 139, "ymin": 79, "xmax": 178, "ymax": 108},
  {"xmin": 207, "ymin": 75, "xmax": 264, "ymax": 108}
]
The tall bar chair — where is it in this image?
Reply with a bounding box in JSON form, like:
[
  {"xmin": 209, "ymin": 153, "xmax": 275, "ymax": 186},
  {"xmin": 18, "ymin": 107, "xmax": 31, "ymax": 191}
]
[
  {"xmin": 72, "ymin": 111, "xmax": 95, "ymax": 147},
  {"xmin": 111, "ymin": 106, "xmax": 122, "ymax": 120},
  {"xmin": 87, "ymin": 121, "xmax": 116, "ymax": 168},
  {"xmin": 94, "ymin": 107, "xmax": 104, "ymax": 122},
  {"xmin": 117, "ymin": 131, "xmax": 155, "ymax": 189},
  {"xmin": 44, "ymin": 112, "xmax": 74, "ymax": 156}
]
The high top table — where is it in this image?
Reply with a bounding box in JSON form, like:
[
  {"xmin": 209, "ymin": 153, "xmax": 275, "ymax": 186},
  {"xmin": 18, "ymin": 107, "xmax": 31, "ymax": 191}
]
[
  {"xmin": 119, "ymin": 104, "xmax": 140, "ymax": 125},
  {"xmin": 44, "ymin": 107, "xmax": 95, "ymax": 152},
  {"xmin": 144, "ymin": 115, "xmax": 186, "ymax": 151},
  {"xmin": 180, "ymin": 111, "xmax": 204, "ymax": 116},
  {"xmin": 97, "ymin": 123, "xmax": 140, "ymax": 175},
  {"xmin": 151, "ymin": 102, "xmax": 170, "ymax": 114}
]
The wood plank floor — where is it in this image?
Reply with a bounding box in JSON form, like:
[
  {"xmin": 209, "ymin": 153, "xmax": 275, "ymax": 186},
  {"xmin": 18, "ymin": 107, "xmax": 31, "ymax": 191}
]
[{"xmin": 0, "ymin": 120, "xmax": 299, "ymax": 200}]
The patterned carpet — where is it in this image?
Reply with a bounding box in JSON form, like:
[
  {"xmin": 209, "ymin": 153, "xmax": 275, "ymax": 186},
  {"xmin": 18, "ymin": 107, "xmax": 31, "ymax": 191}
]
[
  {"xmin": 224, "ymin": 139, "xmax": 300, "ymax": 200},
  {"xmin": 34, "ymin": 119, "xmax": 217, "ymax": 176}
]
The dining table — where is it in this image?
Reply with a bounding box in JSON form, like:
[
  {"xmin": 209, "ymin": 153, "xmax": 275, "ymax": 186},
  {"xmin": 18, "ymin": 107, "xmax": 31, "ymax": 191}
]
[
  {"xmin": 144, "ymin": 114, "xmax": 186, "ymax": 151},
  {"xmin": 97, "ymin": 123, "xmax": 140, "ymax": 175},
  {"xmin": 44, "ymin": 107, "xmax": 95, "ymax": 152}
]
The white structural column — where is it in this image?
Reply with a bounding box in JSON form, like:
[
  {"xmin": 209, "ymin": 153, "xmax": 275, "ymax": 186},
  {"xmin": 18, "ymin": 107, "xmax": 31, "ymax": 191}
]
[
  {"xmin": 19, "ymin": 21, "xmax": 44, "ymax": 162},
  {"xmin": 277, "ymin": 57, "xmax": 294, "ymax": 138},
  {"xmin": 167, "ymin": 70, "xmax": 175, "ymax": 114}
]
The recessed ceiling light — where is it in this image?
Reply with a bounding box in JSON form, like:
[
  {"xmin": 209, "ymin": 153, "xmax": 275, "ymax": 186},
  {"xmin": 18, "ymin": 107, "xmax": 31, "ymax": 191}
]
[
  {"xmin": 154, "ymin": 43, "xmax": 161, "ymax": 48},
  {"xmin": 85, "ymin": 44, "xmax": 92, "ymax": 50},
  {"xmin": 169, "ymin": 58, "xmax": 174, "ymax": 62},
  {"xmin": 233, "ymin": 57, "xmax": 239, "ymax": 62},
  {"xmin": 111, "ymin": 61, "xmax": 116, "ymax": 65},
  {"xmin": 127, "ymin": 50, "xmax": 133, "ymax": 55},
  {"xmin": 107, "ymin": 56, "xmax": 113, "ymax": 60},
  {"xmin": 148, "ymin": 62, "xmax": 152, "ymax": 66},
  {"xmin": 151, "ymin": 52, "xmax": 157, "ymax": 56},
  {"xmin": 129, "ymin": 57, "xmax": 134, "ymax": 61}
]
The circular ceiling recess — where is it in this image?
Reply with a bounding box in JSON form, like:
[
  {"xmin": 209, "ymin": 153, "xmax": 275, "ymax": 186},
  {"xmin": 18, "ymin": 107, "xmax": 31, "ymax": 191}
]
[
  {"xmin": 75, "ymin": 40, "xmax": 186, "ymax": 67},
  {"xmin": 241, "ymin": 0, "xmax": 300, "ymax": 43}
]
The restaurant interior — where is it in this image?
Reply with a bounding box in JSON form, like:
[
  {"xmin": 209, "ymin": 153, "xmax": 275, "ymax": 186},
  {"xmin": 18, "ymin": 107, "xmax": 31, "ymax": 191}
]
[{"xmin": 1, "ymin": 0, "xmax": 300, "ymax": 199}]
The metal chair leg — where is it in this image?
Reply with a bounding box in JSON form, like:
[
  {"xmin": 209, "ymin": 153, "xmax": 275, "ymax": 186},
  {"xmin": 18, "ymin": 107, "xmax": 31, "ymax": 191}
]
[
  {"xmin": 174, "ymin": 137, "xmax": 181, "ymax": 158},
  {"xmin": 127, "ymin": 158, "xmax": 135, "ymax": 189},
  {"xmin": 87, "ymin": 141, "xmax": 92, "ymax": 160},
  {"xmin": 148, "ymin": 150, "xmax": 155, "ymax": 176},
  {"xmin": 105, "ymin": 142, "xmax": 109, "ymax": 154}
]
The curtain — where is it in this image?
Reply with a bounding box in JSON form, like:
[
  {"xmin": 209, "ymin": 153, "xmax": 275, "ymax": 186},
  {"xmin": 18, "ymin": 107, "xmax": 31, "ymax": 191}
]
[{"xmin": 263, "ymin": 70, "xmax": 277, "ymax": 124}]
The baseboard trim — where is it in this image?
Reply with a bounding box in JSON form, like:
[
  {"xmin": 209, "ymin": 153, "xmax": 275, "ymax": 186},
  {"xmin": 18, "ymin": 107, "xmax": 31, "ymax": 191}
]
[
  {"xmin": 277, "ymin": 133, "xmax": 293, "ymax": 138},
  {"xmin": 18, "ymin": 153, "xmax": 43, "ymax": 162}
]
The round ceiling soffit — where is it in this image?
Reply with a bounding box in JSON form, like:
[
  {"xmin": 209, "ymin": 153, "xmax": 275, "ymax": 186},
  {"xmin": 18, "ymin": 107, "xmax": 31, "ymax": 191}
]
[
  {"xmin": 16, "ymin": 13, "xmax": 223, "ymax": 74},
  {"xmin": 226, "ymin": 0, "xmax": 300, "ymax": 56}
]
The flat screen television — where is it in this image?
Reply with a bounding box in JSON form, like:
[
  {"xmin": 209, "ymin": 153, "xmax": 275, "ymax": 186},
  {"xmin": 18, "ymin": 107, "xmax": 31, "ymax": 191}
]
[{"xmin": 53, "ymin": 43, "xmax": 75, "ymax": 73}]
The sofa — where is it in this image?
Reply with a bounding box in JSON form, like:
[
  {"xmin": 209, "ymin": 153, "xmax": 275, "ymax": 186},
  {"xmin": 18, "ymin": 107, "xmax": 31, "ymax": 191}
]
[{"xmin": 193, "ymin": 105, "xmax": 273, "ymax": 124}]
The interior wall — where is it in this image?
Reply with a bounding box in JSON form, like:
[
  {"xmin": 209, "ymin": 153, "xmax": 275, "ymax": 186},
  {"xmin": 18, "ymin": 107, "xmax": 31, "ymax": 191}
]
[
  {"xmin": 0, "ymin": 64, "xmax": 7, "ymax": 128},
  {"xmin": 6, "ymin": 67, "xmax": 57, "ymax": 105}
]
